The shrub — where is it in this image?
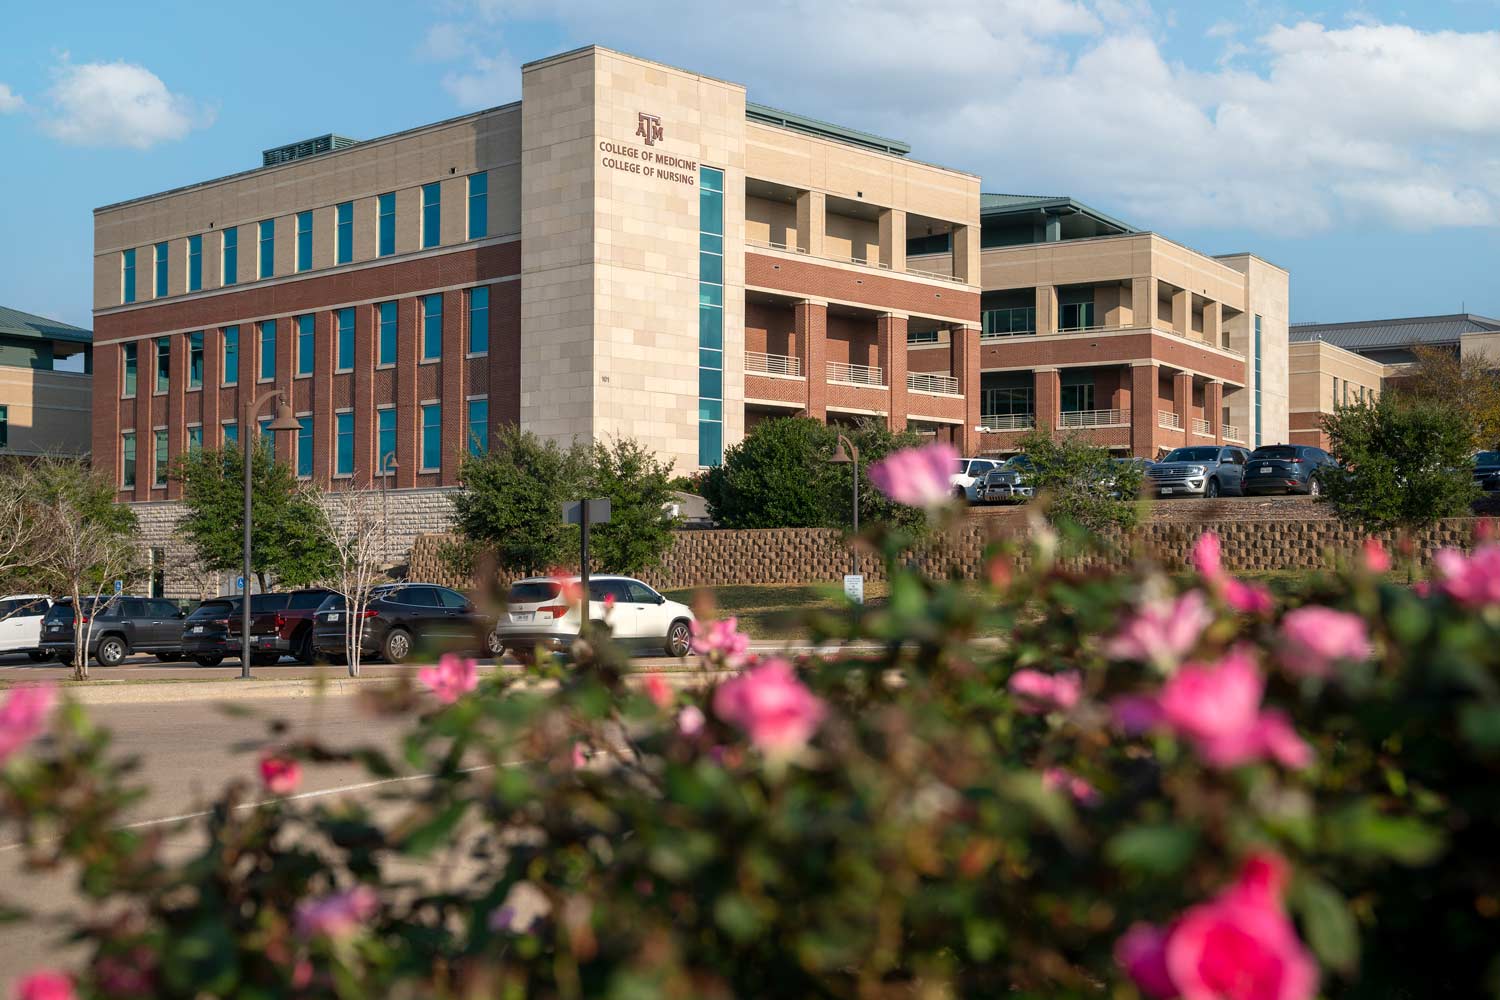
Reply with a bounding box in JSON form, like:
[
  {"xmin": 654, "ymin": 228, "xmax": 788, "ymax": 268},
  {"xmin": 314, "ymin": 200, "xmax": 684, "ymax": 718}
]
[{"xmin": 1019, "ymin": 429, "xmax": 1145, "ymax": 534}]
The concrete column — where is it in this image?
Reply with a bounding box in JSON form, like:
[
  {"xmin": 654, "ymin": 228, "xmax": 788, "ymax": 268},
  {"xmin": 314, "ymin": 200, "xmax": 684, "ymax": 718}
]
[
  {"xmin": 1173, "ymin": 371, "xmax": 1193, "ymax": 432},
  {"xmin": 878, "ymin": 209, "xmax": 907, "ymax": 271},
  {"xmin": 440, "ymin": 289, "xmax": 466, "ymax": 486},
  {"xmin": 1206, "ymin": 381, "xmax": 1224, "ymax": 443},
  {"xmin": 1171, "ymin": 287, "xmax": 1191, "ymax": 337},
  {"xmin": 1036, "ymin": 285, "xmax": 1059, "ymax": 336},
  {"xmin": 953, "ymin": 224, "xmax": 980, "ymax": 284},
  {"xmin": 1130, "ymin": 363, "xmax": 1158, "ymax": 457},
  {"xmin": 1131, "ymin": 277, "xmax": 1156, "ymax": 329},
  {"xmin": 313, "ymin": 310, "xmax": 334, "ymax": 487},
  {"xmin": 167, "ymin": 334, "xmax": 187, "ymax": 499},
  {"xmin": 796, "ymin": 300, "xmax": 828, "ymax": 420},
  {"xmin": 878, "ymin": 313, "xmax": 908, "ymax": 431},
  {"xmin": 1204, "ymin": 300, "xmax": 1222, "ymax": 349},
  {"xmin": 953, "ymin": 326, "xmax": 982, "ymax": 453},
  {"xmin": 1044, "ymin": 214, "xmax": 1062, "ymax": 242},
  {"xmin": 1033, "ymin": 367, "xmax": 1060, "ymax": 433},
  {"xmin": 795, "ymin": 191, "xmax": 825, "ymax": 257}
]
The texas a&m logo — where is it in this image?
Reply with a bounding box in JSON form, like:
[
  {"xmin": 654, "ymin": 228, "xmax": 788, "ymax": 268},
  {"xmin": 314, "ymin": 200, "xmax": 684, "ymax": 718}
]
[{"xmin": 635, "ymin": 112, "xmax": 664, "ymax": 146}]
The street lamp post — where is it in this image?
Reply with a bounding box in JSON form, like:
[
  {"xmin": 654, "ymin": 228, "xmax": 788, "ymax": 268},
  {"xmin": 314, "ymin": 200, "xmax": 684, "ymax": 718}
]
[
  {"xmin": 379, "ymin": 451, "xmax": 398, "ymax": 565},
  {"xmin": 828, "ymin": 433, "xmax": 860, "ymax": 578},
  {"xmin": 240, "ymin": 390, "xmax": 302, "ymax": 679}
]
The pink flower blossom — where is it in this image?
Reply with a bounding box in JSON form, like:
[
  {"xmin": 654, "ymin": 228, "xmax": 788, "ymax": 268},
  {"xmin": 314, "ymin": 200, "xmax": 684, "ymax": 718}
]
[
  {"xmin": 1118, "ymin": 853, "xmax": 1319, "ymax": 1000},
  {"xmin": 1111, "ymin": 694, "xmax": 1164, "ymax": 734},
  {"xmin": 1192, "ymin": 532, "xmax": 1224, "ymax": 580},
  {"xmin": 417, "ymin": 653, "xmax": 478, "ymax": 704},
  {"xmin": 1277, "ymin": 606, "xmax": 1371, "ymax": 679},
  {"xmin": 1361, "ymin": 538, "xmax": 1391, "ymax": 574},
  {"xmin": 294, "ymin": 886, "xmax": 379, "ymax": 940},
  {"xmin": 1155, "ymin": 649, "xmax": 1312, "ymax": 769},
  {"xmin": 1195, "ymin": 531, "xmax": 1273, "ymax": 616},
  {"xmin": 1008, "ymin": 670, "xmax": 1082, "ymax": 715},
  {"xmin": 690, "ymin": 617, "xmax": 751, "ymax": 667},
  {"xmin": 259, "ymin": 754, "xmax": 302, "ymax": 796},
  {"xmin": 677, "ymin": 704, "xmax": 705, "ymax": 737},
  {"xmin": 1413, "ymin": 580, "xmax": 1432, "ymax": 598},
  {"xmin": 867, "ymin": 441, "xmax": 960, "ymax": 509},
  {"xmin": 712, "ymin": 658, "xmax": 826, "ymax": 756},
  {"xmin": 603, "ymin": 592, "xmax": 616, "ymax": 611},
  {"xmin": 0, "ymin": 684, "xmax": 57, "ymax": 765},
  {"xmin": 1042, "ymin": 767, "xmax": 1099, "ymax": 806},
  {"xmin": 644, "ymin": 674, "xmax": 673, "ymax": 710},
  {"xmin": 14, "ymin": 971, "xmax": 74, "ymax": 1000},
  {"xmin": 1434, "ymin": 545, "xmax": 1500, "ymax": 607},
  {"xmin": 1104, "ymin": 591, "xmax": 1213, "ymax": 670},
  {"xmin": 571, "ymin": 743, "xmax": 588, "ymax": 769}
]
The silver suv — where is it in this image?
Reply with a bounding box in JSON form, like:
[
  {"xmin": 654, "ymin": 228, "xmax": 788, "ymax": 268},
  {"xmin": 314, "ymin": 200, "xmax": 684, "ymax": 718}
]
[{"xmin": 1146, "ymin": 446, "xmax": 1251, "ymax": 498}]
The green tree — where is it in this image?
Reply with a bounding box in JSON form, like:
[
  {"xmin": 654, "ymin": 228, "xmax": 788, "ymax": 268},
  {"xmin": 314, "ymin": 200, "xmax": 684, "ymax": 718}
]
[
  {"xmin": 171, "ymin": 445, "xmax": 335, "ymax": 591},
  {"xmin": 1018, "ymin": 430, "xmax": 1144, "ymax": 534},
  {"xmin": 1395, "ymin": 345, "xmax": 1500, "ymax": 451},
  {"xmin": 835, "ymin": 419, "xmax": 929, "ymax": 532},
  {"xmin": 586, "ymin": 437, "xmax": 679, "ymax": 575},
  {"xmin": 1319, "ymin": 393, "xmax": 1479, "ymax": 533},
  {"xmin": 450, "ymin": 426, "xmax": 587, "ymax": 575}
]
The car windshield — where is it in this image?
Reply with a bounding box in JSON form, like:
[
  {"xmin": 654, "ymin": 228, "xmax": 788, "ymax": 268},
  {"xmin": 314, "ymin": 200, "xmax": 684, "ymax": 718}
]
[
  {"xmin": 954, "ymin": 460, "xmax": 969, "ymax": 475},
  {"xmin": 1163, "ymin": 448, "xmax": 1221, "ymax": 463},
  {"xmin": 1005, "ymin": 455, "xmax": 1033, "ymax": 469},
  {"xmin": 1253, "ymin": 447, "xmax": 1299, "ymax": 461},
  {"xmin": 510, "ymin": 581, "xmax": 563, "ymax": 604},
  {"xmin": 187, "ymin": 599, "xmax": 238, "ymax": 619},
  {"xmin": 1476, "ymin": 452, "xmax": 1500, "ymax": 465}
]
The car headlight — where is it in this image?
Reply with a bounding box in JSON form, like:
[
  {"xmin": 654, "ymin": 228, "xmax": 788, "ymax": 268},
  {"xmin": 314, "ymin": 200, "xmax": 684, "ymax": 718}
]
[{"xmin": 1187, "ymin": 466, "xmax": 1206, "ymax": 476}]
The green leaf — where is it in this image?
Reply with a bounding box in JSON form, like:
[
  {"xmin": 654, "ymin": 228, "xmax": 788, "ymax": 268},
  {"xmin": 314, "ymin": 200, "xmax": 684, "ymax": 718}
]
[
  {"xmin": 1105, "ymin": 824, "xmax": 1200, "ymax": 877},
  {"xmin": 713, "ymin": 893, "xmax": 764, "ymax": 943},
  {"xmin": 398, "ymin": 799, "xmax": 469, "ymax": 857},
  {"xmin": 1291, "ymin": 876, "xmax": 1360, "ymax": 976},
  {"xmin": 1327, "ymin": 802, "xmax": 1447, "ymax": 865},
  {"xmin": 1460, "ymin": 704, "xmax": 1500, "ymax": 753}
]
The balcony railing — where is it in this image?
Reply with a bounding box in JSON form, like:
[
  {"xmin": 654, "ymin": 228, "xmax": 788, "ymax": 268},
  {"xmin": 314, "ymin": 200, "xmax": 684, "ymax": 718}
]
[
  {"xmin": 907, "ymin": 372, "xmax": 960, "ymax": 395},
  {"xmin": 1223, "ymin": 424, "xmax": 1244, "ymax": 442},
  {"xmin": 827, "ymin": 361, "xmax": 885, "ymax": 387},
  {"xmin": 746, "ymin": 237, "xmax": 807, "ymax": 255},
  {"xmin": 747, "ymin": 238, "xmax": 968, "ymax": 284},
  {"xmin": 823, "ymin": 247, "xmax": 891, "ymax": 270},
  {"xmin": 906, "ymin": 264, "xmax": 965, "ymax": 284},
  {"xmin": 980, "ymin": 414, "xmax": 1034, "ymax": 431},
  {"xmin": 1192, "ymin": 417, "xmax": 1212, "ymax": 436},
  {"xmin": 1059, "ymin": 408, "xmax": 1126, "ymax": 428},
  {"xmin": 745, "ymin": 351, "xmax": 803, "ymax": 378},
  {"xmin": 1158, "ymin": 410, "xmax": 1182, "ymax": 430}
]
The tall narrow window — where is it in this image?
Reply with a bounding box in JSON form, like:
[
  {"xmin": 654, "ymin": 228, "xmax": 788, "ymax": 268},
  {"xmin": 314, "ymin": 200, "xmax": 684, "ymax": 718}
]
[
  {"xmin": 335, "ymin": 201, "xmax": 353, "ymax": 264},
  {"xmin": 122, "ymin": 249, "xmax": 136, "ymax": 304},
  {"xmin": 188, "ymin": 425, "xmax": 203, "ymax": 453},
  {"xmin": 420, "ymin": 403, "xmax": 441, "ymax": 471},
  {"xmin": 698, "ymin": 166, "xmax": 725, "ymax": 467},
  {"xmin": 0, "ymin": 405, "xmax": 7, "ymax": 450},
  {"xmin": 258, "ymin": 418, "xmax": 275, "ymax": 462},
  {"xmin": 378, "ymin": 301, "xmax": 397, "ymax": 365},
  {"xmin": 155, "ymin": 337, "xmax": 170, "ymax": 394},
  {"xmin": 122, "ymin": 343, "xmax": 138, "ymax": 397},
  {"xmin": 222, "ymin": 228, "xmax": 238, "ymax": 286},
  {"xmin": 153, "ymin": 430, "xmax": 169, "ymax": 487},
  {"xmin": 296, "ymin": 211, "xmax": 313, "ymax": 272},
  {"xmin": 222, "ymin": 327, "xmax": 239, "ymax": 386},
  {"xmin": 187, "ymin": 332, "xmax": 204, "ymax": 389},
  {"xmin": 377, "ymin": 193, "xmax": 395, "ymax": 256},
  {"xmin": 223, "ymin": 421, "xmax": 238, "ymax": 445},
  {"xmin": 336, "ymin": 307, "xmax": 354, "ymax": 371},
  {"xmin": 296, "ymin": 417, "xmax": 313, "ymax": 478},
  {"xmin": 258, "ymin": 219, "xmax": 274, "ymax": 279},
  {"xmin": 1253, "ymin": 315, "xmax": 1263, "ymax": 449},
  {"xmin": 422, "ymin": 294, "xmax": 442, "ymax": 360},
  {"xmin": 335, "ymin": 412, "xmax": 354, "ymax": 476},
  {"xmin": 467, "ymin": 398, "xmax": 488, "ymax": 456},
  {"xmin": 467, "ymin": 171, "xmax": 488, "ymax": 239},
  {"xmin": 259, "ymin": 319, "xmax": 277, "ymax": 380},
  {"xmin": 377, "ymin": 409, "xmax": 397, "ymax": 474},
  {"xmin": 121, "ymin": 432, "xmax": 136, "ymax": 488},
  {"xmin": 296, "ymin": 314, "xmax": 315, "ymax": 376},
  {"xmin": 188, "ymin": 234, "xmax": 202, "ymax": 291},
  {"xmin": 154, "ymin": 242, "xmax": 168, "ymax": 297},
  {"xmin": 421, "ymin": 182, "xmax": 441, "ymax": 249},
  {"xmin": 468, "ymin": 286, "xmax": 489, "ymax": 355}
]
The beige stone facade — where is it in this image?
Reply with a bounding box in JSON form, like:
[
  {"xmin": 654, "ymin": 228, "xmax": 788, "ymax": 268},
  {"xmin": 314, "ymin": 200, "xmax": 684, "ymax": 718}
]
[
  {"xmin": 1287, "ymin": 340, "xmax": 1385, "ymax": 448},
  {"xmin": 0, "ymin": 367, "xmax": 92, "ymax": 456}
]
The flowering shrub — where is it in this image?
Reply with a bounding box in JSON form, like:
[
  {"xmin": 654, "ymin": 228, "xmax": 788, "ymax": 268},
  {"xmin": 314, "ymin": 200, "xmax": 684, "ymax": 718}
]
[{"xmin": 3, "ymin": 491, "xmax": 1500, "ymax": 996}]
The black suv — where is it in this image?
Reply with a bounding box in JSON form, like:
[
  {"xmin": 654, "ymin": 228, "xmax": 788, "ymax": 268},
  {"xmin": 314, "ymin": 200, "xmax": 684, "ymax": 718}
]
[
  {"xmin": 41, "ymin": 596, "xmax": 189, "ymax": 666},
  {"xmin": 312, "ymin": 584, "xmax": 496, "ymax": 664},
  {"xmin": 1244, "ymin": 444, "xmax": 1336, "ymax": 496},
  {"xmin": 1473, "ymin": 451, "xmax": 1500, "ymax": 493}
]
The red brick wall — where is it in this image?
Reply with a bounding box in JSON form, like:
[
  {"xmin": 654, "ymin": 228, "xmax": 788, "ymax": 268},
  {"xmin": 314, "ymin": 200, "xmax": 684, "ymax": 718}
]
[
  {"xmin": 746, "ymin": 300, "xmax": 797, "ymax": 358},
  {"xmin": 746, "ymin": 253, "xmax": 979, "ymax": 324},
  {"xmin": 825, "ymin": 314, "xmax": 877, "ymax": 367}
]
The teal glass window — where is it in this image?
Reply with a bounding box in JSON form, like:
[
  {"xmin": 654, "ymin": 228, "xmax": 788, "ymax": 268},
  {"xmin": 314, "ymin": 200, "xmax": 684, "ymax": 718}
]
[
  {"xmin": 467, "ymin": 172, "xmax": 487, "ymax": 239},
  {"xmin": 296, "ymin": 314, "xmax": 314, "ymax": 376},
  {"xmin": 154, "ymin": 430, "xmax": 168, "ymax": 487},
  {"xmin": 122, "ymin": 343, "xmax": 137, "ymax": 397},
  {"xmin": 188, "ymin": 425, "xmax": 203, "ymax": 453},
  {"xmin": 296, "ymin": 211, "xmax": 313, "ymax": 272},
  {"xmin": 154, "ymin": 242, "xmax": 168, "ymax": 297},
  {"xmin": 222, "ymin": 327, "xmax": 239, "ymax": 386},
  {"xmin": 187, "ymin": 332, "xmax": 204, "ymax": 389},
  {"xmin": 188, "ymin": 235, "xmax": 202, "ymax": 291},
  {"xmin": 122, "ymin": 249, "xmax": 136, "ymax": 303},
  {"xmin": 0, "ymin": 406, "xmax": 5, "ymax": 450},
  {"xmin": 336, "ymin": 412, "xmax": 354, "ymax": 476},
  {"xmin": 697, "ymin": 166, "xmax": 725, "ymax": 467},
  {"xmin": 377, "ymin": 193, "xmax": 395, "ymax": 256},
  {"xmin": 155, "ymin": 337, "xmax": 170, "ymax": 393},
  {"xmin": 258, "ymin": 219, "xmax": 274, "ymax": 278},
  {"xmin": 467, "ymin": 398, "xmax": 488, "ymax": 456},
  {"xmin": 259, "ymin": 319, "xmax": 276, "ymax": 380},
  {"xmin": 222, "ymin": 228, "xmax": 237, "ymax": 286},
  {"xmin": 1254, "ymin": 315, "xmax": 1263, "ymax": 448},
  {"xmin": 421, "ymin": 182, "xmax": 441, "ymax": 249},
  {"xmin": 258, "ymin": 418, "xmax": 274, "ymax": 461},
  {"xmin": 377, "ymin": 409, "xmax": 397, "ymax": 474},
  {"xmin": 378, "ymin": 301, "xmax": 397, "ymax": 365},
  {"xmin": 468, "ymin": 286, "xmax": 489, "ymax": 354},
  {"xmin": 297, "ymin": 418, "xmax": 313, "ymax": 477},
  {"xmin": 699, "ymin": 304, "xmax": 722, "ymax": 349},
  {"xmin": 422, "ymin": 294, "xmax": 442, "ymax": 360},
  {"xmin": 121, "ymin": 432, "xmax": 136, "ymax": 488},
  {"xmin": 223, "ymin": 421, "xmax": 238, "ymax": 445},
  {"xmin": 336, "ymin": 308, "xmax": 354, "ymax": 370},
  {"xmin": 336, "ymin": 202, "xmax": 353, "ymax": 264},
  {"xmin": 420, "ymin": 403, "xmax": 441, "ymax": 471}
]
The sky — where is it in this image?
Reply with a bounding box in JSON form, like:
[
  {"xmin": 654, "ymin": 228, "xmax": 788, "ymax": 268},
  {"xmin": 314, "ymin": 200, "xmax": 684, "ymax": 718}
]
[{"xmin": 3, "ymin": 0, "xmax": 1500, "ymax": 331}]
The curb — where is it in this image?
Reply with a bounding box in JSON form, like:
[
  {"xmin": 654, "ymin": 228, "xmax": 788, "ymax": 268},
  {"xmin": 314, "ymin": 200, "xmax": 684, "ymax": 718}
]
[{"xmin": 59, "ymin": 677, "xmax": 388, "ymax": 706}]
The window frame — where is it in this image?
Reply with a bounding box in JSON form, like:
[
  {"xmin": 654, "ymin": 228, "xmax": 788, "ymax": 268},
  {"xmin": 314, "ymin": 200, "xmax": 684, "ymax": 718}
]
[
  {"xmin": 187, "ymin": 234, "xmax": 203, "ymax": 292},
  {"xmin": 222, "ymin": 227, "xmax": 238, "ymax": 286},
  {"xmin": 467, "ymin": 171, "xmax": 487, "ymax": 239},
  {"xmin": 376, "ymin": 407, "xmax": 397, "ymax": 476},
  {"xmin": 153, "ymin": 428, "xmax": 169, "ymax": 488},
  {"xmin": 122, "ymin": 248, "xmax": 136, "ymax": 304},
  {"xmin": 120, "ymin": 432, "xmax": 136, "ymax": 489},
  {"xmin": 420, "ymin": 402, "xmax": 441, "ymax": 473},
  {"xmin": 296, "ymin": 414, "xmax": 314, "ymax": 479},
  {"xmin": 259, "ymin": 319, "xmax": 277, "ymax": 382},
  {"xmin": 377, "ymin": 192, "xmax": 396, "ymax": 257},
  {"xmin": 335, "ymin": 201, "xmax": 353, "ymax": 264},
  {"xmin": 187, "ymin": 331, "xmax": 204, "ymax": 390},
  {"xmin": 335, "ymin": 307, "xmax": 355, "ymax": 372},
  {"xmin": 421, "ymin": 182, "xmax": 441, "ymax": 249},
  {"xmin": 466, "ymin": 396, "xmax": 488, "ymax": 457},
  {"xmin": 222, "ymin": 327, "xmax": 239, "ymax": 386},
  {"xmin": 295, "ymin": 314, "xmax": 315, "ymax": 378},
  {"xmin": 334, "ymin": 410, "xmax": 355, "ymax": 477},
  {"xmin": 121, "ymin": 342, "xmax": 138, "ymax": 398},
  {"xmin": 295, "ymin": 210, "xmax": 313, "ymax": 272},
  {"xmin": 421, "ymin": 294, "xmax": 442, "ymax": 361},
  {"xmin": 377, "ymin": 301, "xmax": 397, "ymax": 366},
  {"xmin": 154, "ymin": 337, "xmax": 171, "ymax": 395},
  {"xmin": 153, "ymin": 242, "xmax": 168, "ymax": 297},
  {"xmin": 257, "ymin": 219, "xmax": 275, "ymax": 279},
  {"xmin": 467, "ymin": 285, "xmax": 489, "ymax": 356}
]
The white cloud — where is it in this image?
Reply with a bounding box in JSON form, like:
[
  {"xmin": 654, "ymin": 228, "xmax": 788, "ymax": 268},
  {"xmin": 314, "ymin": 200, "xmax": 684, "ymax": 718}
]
[
  {"xmin": 43, "ymin": 60, "xmax": 212, "ymax": 149},
  {"xmin": 0, "ymin": 84, "xmax": 23, "ymax": 113},
  {"xmin": 442, "ymin": 52, "xmax": 522, "ymax": 108}
]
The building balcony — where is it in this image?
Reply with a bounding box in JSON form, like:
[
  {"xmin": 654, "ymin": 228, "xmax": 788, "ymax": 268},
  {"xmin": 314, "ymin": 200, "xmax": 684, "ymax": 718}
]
[
  {"xmin": 1191, "ymin": 417, "xmax": 1212, "ymax": 436},
  {"xmin": 907, "ymin": 371, "xmax": 960, "ymax": 395},
  {"xmin": 745, "ymin": 351, "xmax": 803, "ymax": 378},
  {"xmin": 827, "ymin": 361, "xmax": 885, "ymax": 387},
  {"xmin": 745, "ymin": 237, "xmax": 968, "ymax": 285},
  {"xmin": 980, "ymin": 413, "xmax": 1034, "ymax": 432},
  {"xmin": 1060, "ymin": 408, "xmax": 1127, "ymax": 428},
  {"xmin": 1158, "ymin": 410, "xmax": 1182, "ymax": 430},
  {"xmin": 1223, "ymin": 424, "xmax": 1244, "ymax": 443}
]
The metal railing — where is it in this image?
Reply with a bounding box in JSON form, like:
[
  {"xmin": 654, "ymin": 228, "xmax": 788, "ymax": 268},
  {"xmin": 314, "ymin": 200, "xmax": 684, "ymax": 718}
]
[
  {"xmin": 980, "ymin": 414, "xmax": 1034, "ymax": 431},
  {"xmin": 1192, "ymin": 417, "xmax": 1212, "ymax": 436},
  {"xmin": 823, "ymin": 247, "xmax": 891, "ymax": 270},
  {"xmin": 1059, "ymin": 408, "xmax": 1126, "ymax": 428},
  {"xmin": 907, "ymin": 372, "xmax": 961, "ymax": 395},
  {"xmin": 1158, "ymin": 410, "xmax": 1182, "ymax": 430},
  {"xmin": 744, "ymin": 351, "xmax": 803, "ymax": 378},
  {"xmin": 826, "ymin": 361, "xmax": 885, "ymax": 387},
  {"xmin": 906, "ymin": 264, "xmax": 965, "ymax": 283},
  {"xmin": 746, "ymin": 237, "xmax": 807, "ymax": 255},
  {"xmin": 1223, "ymin": 424, "xmax": 1244, "ymax": 442}
]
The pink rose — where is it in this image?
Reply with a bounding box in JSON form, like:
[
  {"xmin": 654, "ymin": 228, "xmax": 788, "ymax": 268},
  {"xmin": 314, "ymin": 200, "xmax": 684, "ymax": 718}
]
[
  {"xmin": 1278, "ymin": 607, "xmax": 1371, "ymax": 679},
  {"xmin": 1116, "ymin": 923, "xmax": 1177, "ymax": 999},
  {"xmin": 259, "ymin": 754, "xmax": 302, "ymax": 796},
  {"xmin": 1008, "ymin": 670, "xmax": 1082, "ymax": 715},
  {"xmin": 867, "ymin": 442, "xmax": 960, "ymax": 509},
  {"xmin": 677, "ymin": 704, "xmax": 705, "ymax": 737},
  {"xmin": 712, "ymin": 658, "xmax": 826, "ymax": 756},
  {"xmin": 1155, "ymin": 648, "xmax": 1312, "ymax": 769},
  {"xmin": 295, "ymin": 886, "xmax": 379, "ymax": 940},
  {"xmin": 1042, "ymin": 766, "xmax": 1099, "ymax": 806},
  {"xmin": 0, "ymin": 683, "xmax": 57, "ymax": 765},
  {"xmin": 418, "ymin": 653, "xmax": 478, "ymax": 704},
  {"xmin": 571, "ymin": 743, "xmax": 588, "ymax": 769},
  {"xmin": 1195, "ymin": 531, "xmax": 1273, "ymax": 616},
  {"xmin": 1105, "ymin": 591, "xmax": 1213, "ymax": 670},
  {"xmin": 1192, "ymin": 532, "xmax": 1224, "ymax": 580},
  {"xmin": 644, "ymin": 673, "xmax": 673, "ymax": 710},
  {"xmin": 690, "ymin": 617, "xmax": 751, "ymax": 668},
  {"xmin": 14, "ymin": 971, "xmax": 74, "ymax": 1000},
  {"xmin": 1434, "ymin": 545, "xmax": 1500, "ymax": 607},
  {"xmin": 1361, "ymin": 538, "xmax": 1391, "ymax": 574}
]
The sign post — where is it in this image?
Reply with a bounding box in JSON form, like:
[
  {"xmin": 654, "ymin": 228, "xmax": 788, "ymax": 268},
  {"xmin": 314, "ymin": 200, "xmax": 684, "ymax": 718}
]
[
  {"xmin": 843, "ymin": 574, "xmax": 865, "ymax": 604},
  {"xmin": 113, "ymin": 580, "xmax": 123, "ymax": 595},
  {"xmin": 562, "ymin": 500, "xmax": 612, "ymax": 626}
]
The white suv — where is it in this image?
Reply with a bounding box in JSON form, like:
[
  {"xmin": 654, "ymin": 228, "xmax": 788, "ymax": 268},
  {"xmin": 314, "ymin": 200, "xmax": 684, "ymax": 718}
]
[
  {"xmin": 495, "ymin": 576, "xmax": 696, "ymax": 660},
  {"xmin": 950, "ymin": 457, "xmax": 1001, "ymax": 503},
  {"xmin": 0, "ymin": 595, "xmax": 53, "ymax": 662}
]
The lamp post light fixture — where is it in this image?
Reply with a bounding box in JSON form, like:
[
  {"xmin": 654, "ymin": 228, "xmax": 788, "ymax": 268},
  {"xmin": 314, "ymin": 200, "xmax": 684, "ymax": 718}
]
[
  {"xmin": 828, "ymin": 433, "xmax": 860, "ymax": 578},
  {"xmin": 379, "ymin": 450, "xmax": 398, "ymax": 563},
  {"xmin": 240, "ymin": 389, "xmax": 301, "ymax": 679}
]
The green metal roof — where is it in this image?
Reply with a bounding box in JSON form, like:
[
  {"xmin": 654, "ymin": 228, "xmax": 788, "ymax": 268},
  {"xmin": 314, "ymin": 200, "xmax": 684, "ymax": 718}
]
[
  {"xmin": 746, "ymin": 102, "xmax": 910, "ymax": 157},
  {"xmin": 0, "ymin": 306, "xmax": 92, "ymax": 345},
  {"xmin": 980, "ymin": 192, "xmax": 1139, "ymax": 234}
]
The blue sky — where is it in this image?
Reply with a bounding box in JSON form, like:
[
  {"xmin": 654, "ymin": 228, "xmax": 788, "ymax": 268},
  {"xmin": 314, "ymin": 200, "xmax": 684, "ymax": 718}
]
[{"xmin": 3, "ymin": 0, "xmax": 1500, "ymax": 330}]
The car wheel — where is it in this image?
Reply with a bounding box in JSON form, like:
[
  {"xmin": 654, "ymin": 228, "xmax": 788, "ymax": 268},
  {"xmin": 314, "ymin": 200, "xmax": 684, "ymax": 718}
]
[
  {"xmin": 665, "ymin": 620, "xmax": 692, "ymax": 658},
  {"xmin": 1205, "ymin": 478, "xmax": 1221, "ymax": 499},
  {"xmin": 251, "ymin": 652, "xmax": 280, "ymax": 667},
  {"xmin": 382, "ymin": 628, "xmax": 412, "ymax": 664},
  {"xmin": 1308, "ymin": 478, "xmax": 1322, "ymax": 497},
  {"xmin": 194, "ymin": 654, "xmax": 224, "ymax": 667},
  {"xmin": 485, "ymin": 630, "xmax": 503, "ymax": 657},
  {"xmin": 953, "ymin": 486, "xmax": 969, "ymax": 503},
  {"xmin": 26, "ymin": 650, "xmax": 51, "ymax": 663},
  {"xmin": 294, "ymin": 630, "xmax": 317, "ymax": 665},
  {"xmin": 96, "ymin": 636, "xmax": 128, "ymax": 667}
]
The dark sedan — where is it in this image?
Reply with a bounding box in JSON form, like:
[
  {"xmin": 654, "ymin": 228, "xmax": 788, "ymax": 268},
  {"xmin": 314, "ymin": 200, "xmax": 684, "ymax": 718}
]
[
  {"xmin": 1473, "ymin": 451, "xmax": 1500, "ymax": 493},
  {"xmin": 312, "ymin": 584, "xmax": 497, "ymax": 663},
  {"xmin": 1243, "ymin": 444, "xmax": 1336, "ymax": 496}
]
